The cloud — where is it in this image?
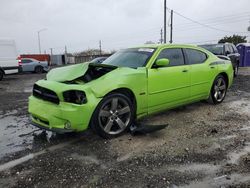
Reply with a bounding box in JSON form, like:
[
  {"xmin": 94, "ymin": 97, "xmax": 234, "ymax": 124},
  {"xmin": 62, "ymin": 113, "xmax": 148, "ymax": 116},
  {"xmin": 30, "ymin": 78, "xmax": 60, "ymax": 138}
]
[{"xmin": 0, "ymin": 0, "xmax": 249, "ymax": 54}]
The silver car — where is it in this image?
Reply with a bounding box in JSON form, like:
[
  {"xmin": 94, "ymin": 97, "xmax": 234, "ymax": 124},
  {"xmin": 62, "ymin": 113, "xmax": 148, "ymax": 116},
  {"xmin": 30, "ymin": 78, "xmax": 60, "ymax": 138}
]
[{"xmin": 20, "ymin": 58, "xmax": 49, "ymax": 73}]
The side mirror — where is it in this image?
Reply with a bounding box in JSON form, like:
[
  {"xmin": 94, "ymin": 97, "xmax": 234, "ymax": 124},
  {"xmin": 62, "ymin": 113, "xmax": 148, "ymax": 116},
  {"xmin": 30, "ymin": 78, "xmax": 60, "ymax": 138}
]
[
  {"xmin": 154, "ymin": 58, "xmax": 170, "ymax": 68},
  {"xmin": 225, "ymin": 51, "xmax": 230, "ymax": 56}
]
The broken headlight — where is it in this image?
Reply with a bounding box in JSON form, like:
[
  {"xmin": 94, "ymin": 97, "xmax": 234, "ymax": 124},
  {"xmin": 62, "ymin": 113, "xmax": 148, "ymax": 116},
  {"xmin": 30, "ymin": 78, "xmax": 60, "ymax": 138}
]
[{"xmin": 63, "ymin": 90, "xmax": 87, "ymax": 104}]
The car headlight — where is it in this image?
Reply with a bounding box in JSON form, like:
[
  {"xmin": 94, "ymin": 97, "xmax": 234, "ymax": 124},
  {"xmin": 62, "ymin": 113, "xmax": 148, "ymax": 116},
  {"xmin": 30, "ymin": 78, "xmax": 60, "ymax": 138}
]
[{"xmin": 63, "ymin": 90, "xmax": 87, "ymax": 104}]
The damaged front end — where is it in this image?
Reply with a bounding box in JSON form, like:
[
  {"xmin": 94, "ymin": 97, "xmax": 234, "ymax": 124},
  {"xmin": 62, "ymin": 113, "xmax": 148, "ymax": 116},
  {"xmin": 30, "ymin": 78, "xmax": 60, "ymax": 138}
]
[
  {"xmin": 29, "ymin": 62, "xmax": 117, "ymax": 133},
  {"xmin": 46, "ymin": 62, "xmax": 117, "ymax": 84}
]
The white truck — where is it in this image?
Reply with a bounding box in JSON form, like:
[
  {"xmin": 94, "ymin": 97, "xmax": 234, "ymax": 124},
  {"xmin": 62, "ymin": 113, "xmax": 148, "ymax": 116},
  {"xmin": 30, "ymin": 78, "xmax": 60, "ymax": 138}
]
[{"xmin": 0, "ymin": 39, "xmax": 19, "ymax": 81}]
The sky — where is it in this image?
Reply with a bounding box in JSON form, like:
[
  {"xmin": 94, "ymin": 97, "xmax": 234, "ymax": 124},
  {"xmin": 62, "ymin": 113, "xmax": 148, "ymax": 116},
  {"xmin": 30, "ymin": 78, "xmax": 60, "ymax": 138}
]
[{"xmin": 0, "ymin": 0, "xmax": 250, "ymax": 54}]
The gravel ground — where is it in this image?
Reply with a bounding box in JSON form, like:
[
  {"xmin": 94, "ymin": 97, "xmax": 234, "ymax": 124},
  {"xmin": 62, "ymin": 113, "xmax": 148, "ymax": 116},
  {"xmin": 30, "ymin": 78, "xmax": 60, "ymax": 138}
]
[{"xmin": 0, "ymin": 69, "xmax": 249, "ymax": 188}]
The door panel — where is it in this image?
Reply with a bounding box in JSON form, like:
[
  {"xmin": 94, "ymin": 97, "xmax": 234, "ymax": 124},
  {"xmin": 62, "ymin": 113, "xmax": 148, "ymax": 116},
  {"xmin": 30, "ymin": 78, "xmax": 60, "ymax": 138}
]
[
  {"xmin": 184, "ymin": 48, "xmax": 217, "ymax": 99},
  {"xmin": 147, "ymin": 48, "xmax": 190, "ymax": 113}
]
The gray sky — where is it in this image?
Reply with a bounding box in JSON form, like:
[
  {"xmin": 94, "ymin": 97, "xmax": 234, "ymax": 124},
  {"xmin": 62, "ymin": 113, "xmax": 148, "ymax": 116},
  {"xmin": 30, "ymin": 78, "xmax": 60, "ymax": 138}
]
[{"xmin": 0, "ymin": 0, "xmax": 250, "ymax": 54}]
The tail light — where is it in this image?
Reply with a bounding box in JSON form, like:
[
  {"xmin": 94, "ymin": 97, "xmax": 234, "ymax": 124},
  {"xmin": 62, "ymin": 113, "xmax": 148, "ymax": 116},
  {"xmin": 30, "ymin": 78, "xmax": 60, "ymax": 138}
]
[{"xmin": 18, "ymin": 56, "xmax": 22, "ymax": 66}]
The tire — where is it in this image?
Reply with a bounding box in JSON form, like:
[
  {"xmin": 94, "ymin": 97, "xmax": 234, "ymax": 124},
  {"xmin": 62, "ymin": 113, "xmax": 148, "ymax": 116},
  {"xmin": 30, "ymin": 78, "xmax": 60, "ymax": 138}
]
[
  {"xmin": 234, "ymin": 64, "xmax": 239, "ymax": 77},
  {"xmin": 34, "ymin": 66, "xmax": 43, "ymax": 74},
  {"xmin": 90, "ymin": 93, "xmax": 135, "ymax": 139},
  {"xmin": 208, "ymin": 75, "xmax": 227, "ymax": 104},
  {"xmin": 0, "ymin": 70, "xmax": 3, "ymax": 81}
]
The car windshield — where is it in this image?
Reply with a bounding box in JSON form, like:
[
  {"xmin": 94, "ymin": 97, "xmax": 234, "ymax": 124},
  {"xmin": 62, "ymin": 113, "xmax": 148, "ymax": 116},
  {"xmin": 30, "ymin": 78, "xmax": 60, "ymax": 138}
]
[
  {"xmin": 199, "ymin": 44, "xmax": 224, "ymax": 55},
  {"xmin": 102, "ymin": 48, "xmax": 155, "ymax": 68}
]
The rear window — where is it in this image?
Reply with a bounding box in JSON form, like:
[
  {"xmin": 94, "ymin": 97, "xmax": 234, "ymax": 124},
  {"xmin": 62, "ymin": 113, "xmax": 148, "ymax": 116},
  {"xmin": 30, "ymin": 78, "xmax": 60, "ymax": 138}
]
[{"xmin": 185, "ymin": 49, "xmax": 207, "ymax": 64}]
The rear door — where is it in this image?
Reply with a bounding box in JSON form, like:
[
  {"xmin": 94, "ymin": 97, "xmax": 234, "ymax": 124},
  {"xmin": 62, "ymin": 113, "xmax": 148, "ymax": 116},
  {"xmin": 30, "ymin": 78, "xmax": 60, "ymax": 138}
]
[
  {"xmin": 22, "ymin": 59, "xmax": 34, "ymax": 72},
  {"xmin": 147, "ymin": 48, "xmax": 190, "ymax": 113},
  {"xmin": 184, "ymin": 48, "xmax": 217, "ymax": 99}
]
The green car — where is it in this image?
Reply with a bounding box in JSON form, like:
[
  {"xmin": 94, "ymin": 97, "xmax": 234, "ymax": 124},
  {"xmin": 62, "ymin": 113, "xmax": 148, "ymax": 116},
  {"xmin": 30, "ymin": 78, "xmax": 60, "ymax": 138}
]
[{"xmin": 28, "ymin": 44, "xmax": 234, "ymax": 138}]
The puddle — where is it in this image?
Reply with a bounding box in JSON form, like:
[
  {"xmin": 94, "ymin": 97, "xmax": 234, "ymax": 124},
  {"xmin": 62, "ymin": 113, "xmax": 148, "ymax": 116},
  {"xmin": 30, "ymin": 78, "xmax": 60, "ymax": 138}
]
[
  {"xmin": 0, "ymin": 114, "xmax": 37, "ymax": 158},
  {"xmin": 228, "ymin": 142, "xmax": 250, "ymax": 164},
  {"xmin": 0, "ymin": 138, "xmax": 80, "ymax": 172},
  {"xmin": 23, "ymin": 87, "xmax": 32, "ymax": 93}
]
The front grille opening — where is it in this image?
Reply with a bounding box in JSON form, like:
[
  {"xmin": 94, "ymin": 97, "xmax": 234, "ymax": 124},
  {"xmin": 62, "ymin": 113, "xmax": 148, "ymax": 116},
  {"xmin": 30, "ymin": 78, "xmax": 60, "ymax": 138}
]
[{"xmin": 33, "ymin": 84, "xmax": 59, "ymax": 104}]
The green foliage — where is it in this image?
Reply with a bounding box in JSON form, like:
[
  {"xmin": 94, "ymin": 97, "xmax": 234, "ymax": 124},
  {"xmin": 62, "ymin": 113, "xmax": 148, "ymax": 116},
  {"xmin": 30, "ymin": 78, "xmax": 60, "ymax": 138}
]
[{"xmin": 218, "ymin": 35, "xmax": 247, "ymax": 45}]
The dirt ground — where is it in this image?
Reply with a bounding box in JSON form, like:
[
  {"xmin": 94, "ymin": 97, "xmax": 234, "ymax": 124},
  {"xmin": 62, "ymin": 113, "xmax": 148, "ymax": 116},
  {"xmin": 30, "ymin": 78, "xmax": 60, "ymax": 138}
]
[{"xmin": 0, "ymin": 69, "xmax": 249, "ymax": 188}]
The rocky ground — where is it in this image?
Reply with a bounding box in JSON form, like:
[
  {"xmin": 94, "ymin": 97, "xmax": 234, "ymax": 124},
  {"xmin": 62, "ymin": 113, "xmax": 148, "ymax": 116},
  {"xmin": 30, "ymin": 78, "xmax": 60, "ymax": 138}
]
[{"xmin": 0, "ymin": 69, "xmax": 249, "ymax": 188}]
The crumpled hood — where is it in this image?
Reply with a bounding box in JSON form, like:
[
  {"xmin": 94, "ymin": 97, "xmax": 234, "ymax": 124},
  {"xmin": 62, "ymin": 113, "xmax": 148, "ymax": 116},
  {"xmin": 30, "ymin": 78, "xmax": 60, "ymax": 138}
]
[{"xmin": 46, "ymin": 63, "xmax": 90, "ymax": 82}]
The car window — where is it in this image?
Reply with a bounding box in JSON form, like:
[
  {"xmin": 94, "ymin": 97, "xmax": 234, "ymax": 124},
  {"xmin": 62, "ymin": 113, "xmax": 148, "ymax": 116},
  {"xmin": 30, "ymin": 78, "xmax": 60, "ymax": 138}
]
[
  {"xmin": 225, "ymin": 45, "xmax": 230, "ymax": 54},
  {"xmin": 228, "ymin": 45, "xmax": 234, "ymax": 54},
  {"xmin": 232, "ymin": 45, "xmax": 238, "ymax": 53},
  {"xmin": 22, "ymin": 59, "xmax": 31, "ymax": 63},
  {"xmin": 157, "ymin": 48, "xmax": 185, "ymax": 66},
  {"xmin": 185, "ymin": 49, "xmax": 207, "ymax": 64}
]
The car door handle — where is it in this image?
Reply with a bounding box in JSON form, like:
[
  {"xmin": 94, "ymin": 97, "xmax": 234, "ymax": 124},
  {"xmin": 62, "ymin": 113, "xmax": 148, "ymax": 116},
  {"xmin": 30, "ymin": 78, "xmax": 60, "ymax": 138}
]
[
  {"xmin": 182, "ymin": 69, "xmax": 188, "ymax": 73},
  {"xmin": 210, "ymin": 66, "xmax": 215, "ymax": 69}
]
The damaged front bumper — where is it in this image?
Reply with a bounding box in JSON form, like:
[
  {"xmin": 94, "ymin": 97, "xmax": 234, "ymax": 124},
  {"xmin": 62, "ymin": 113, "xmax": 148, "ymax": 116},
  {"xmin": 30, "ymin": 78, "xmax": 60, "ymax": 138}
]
[{"xmin": 28, "ymin": 96, "xmax": 99, "ymax": 133}]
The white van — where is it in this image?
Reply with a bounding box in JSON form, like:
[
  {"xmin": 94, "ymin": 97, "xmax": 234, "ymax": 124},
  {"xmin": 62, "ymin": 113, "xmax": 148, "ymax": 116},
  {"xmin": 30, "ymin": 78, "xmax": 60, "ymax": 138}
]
[{"xmin": 0, "ymin": 39, "xmax": 19, "ymax": 80}]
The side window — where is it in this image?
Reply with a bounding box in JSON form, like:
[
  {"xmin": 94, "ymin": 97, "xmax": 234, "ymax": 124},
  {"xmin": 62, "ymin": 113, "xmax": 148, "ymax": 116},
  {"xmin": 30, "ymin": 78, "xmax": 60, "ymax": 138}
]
[
  {"xmin": 228, "ymin": 45, "xmax": 234, "ymax": 54},
  {"xmin": 157, "ymin": 48, "xmax": 184, "ymax": 66},
  {"xmin": 225, "ymin": 45, "xmax": 231, "ymax": 54},
  {"xmin": 185, "ymin": 49, "xmax": 207, "ymax": 64},
  {"xmin": 232, "ymin": 45, "xmax": 238, "ymax": 53}
]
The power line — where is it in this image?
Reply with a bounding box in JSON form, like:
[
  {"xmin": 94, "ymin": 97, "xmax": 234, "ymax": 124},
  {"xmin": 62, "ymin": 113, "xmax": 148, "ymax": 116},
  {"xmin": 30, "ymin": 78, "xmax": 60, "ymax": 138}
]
[{"xmin": 173, "ymin": 10, "xmax": 249, "ymax": 34}]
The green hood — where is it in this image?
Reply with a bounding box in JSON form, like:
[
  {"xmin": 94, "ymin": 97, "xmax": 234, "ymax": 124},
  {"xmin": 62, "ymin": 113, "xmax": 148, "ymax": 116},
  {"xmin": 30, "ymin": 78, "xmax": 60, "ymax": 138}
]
[{"xmin": 47, "ymin": 63, "xmax": 90, "ymax": 82}]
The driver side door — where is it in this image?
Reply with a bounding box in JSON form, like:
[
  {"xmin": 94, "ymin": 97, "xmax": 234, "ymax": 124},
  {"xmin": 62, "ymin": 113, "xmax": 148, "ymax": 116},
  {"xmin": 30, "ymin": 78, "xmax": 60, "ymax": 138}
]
[{"xmin": 147, "ymin": 48, "xmax": 190, "ymax": 114}]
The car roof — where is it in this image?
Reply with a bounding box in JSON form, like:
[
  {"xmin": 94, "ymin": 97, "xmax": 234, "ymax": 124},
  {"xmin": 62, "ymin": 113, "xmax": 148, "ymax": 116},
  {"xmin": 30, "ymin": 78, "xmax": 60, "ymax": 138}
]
[{"xmin": 134, "ymin": 43, "xmax": 199, "ymax": 49}]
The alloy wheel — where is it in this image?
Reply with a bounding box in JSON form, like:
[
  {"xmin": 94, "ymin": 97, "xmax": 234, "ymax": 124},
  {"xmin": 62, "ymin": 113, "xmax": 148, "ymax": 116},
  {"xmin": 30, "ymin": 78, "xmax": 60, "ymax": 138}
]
[
  {"xmin": 213, "ymin": 78, "xmax": 226, "ymax": 102},
  {"xmin": 98, "ymin": 97, "xmax": 131, "ymax": 135}
]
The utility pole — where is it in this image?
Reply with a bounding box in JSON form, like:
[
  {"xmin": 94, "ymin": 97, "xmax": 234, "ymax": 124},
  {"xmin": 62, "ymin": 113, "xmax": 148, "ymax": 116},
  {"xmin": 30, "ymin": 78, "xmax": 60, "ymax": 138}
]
[
  {"xmin": 50, "ymin": 48, "xmax": 53, "ymax": 56},
  {"xmin": 99, "ymin": 40, "xmax": 102, "ymax": 55},
  {"xmin": 160, "ymin": 29, "xmax": 163, "ymax": 44},
  {"xmin": 49, "ymin": 48, "xmax": 53, "ymax": 66},
  {"xmin": 37, "ymin": 28, "xmax": 47, "ymax": 54},
  {"xmin": 65, "ymin": 45, "xmax": 68, "ymax": 64},
  {"xmin": 169, "ymin": 10, "xmax": 173, "ymax": 44},
  {"xmin": 164, "ymin": 0, "xmax": 167, "ymax": 43}
]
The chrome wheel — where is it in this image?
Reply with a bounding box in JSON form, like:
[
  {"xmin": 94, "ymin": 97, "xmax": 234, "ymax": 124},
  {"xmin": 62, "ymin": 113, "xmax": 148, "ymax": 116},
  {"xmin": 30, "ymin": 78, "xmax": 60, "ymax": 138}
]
[
  {"xmin": 213, "ymin": 77, "xmax": 226, "ymax": 102},
  {"xmin": 98, "ymin": 97, "xmax": 131, "ymax": 135}
]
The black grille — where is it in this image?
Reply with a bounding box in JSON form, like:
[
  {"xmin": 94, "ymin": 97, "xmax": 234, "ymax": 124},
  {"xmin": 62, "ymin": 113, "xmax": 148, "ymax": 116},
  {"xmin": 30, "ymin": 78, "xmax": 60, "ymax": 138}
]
[{"xmin": 33, "ymin": 84, "xmax": 59, "ymax": 104}]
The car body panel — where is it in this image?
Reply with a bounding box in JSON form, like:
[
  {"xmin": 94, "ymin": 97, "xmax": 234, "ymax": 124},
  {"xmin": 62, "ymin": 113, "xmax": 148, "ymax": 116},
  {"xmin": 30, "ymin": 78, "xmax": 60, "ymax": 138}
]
[
  {"xmin": 28, "ymin": 44, "xmax": 234, "ymax": 133},
  {"xmin": 21, "ymin": 58, "xmax": 48, "ymax": 72}
]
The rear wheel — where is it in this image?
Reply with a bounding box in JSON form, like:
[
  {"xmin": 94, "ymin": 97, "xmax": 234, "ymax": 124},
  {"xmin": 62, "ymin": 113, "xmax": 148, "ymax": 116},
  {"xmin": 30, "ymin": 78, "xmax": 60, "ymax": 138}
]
[
  {"xmin": 208, "ymin": 75, "xmax": 227, "ymax": 104},
  {"xmin": 234, "ymin": 64, "xmax": 239, "ymax": 77},
  {"xmin": 0, "ymin": 70, "xmax": 4, "ymax": 81},
  {"xmin": 34, "ymin": 66, "xmax": 43, "ymax": 74},
  {"xmin": 90, "ymin": 93, "xmax": 134, "ymax": 139}
]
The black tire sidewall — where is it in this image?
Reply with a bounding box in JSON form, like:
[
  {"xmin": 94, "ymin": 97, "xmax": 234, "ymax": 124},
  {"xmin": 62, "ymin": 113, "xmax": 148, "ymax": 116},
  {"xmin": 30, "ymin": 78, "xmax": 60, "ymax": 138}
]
[
  {"xmin": 0, "ymin": 70, "xmax": 3, "ymax": 81},
  {"xmin": 210, "ymin": 75, "xmax": 227, "ymax": 104},
  {"xmin": 35, "ymin": 66, "xmax": 43, "ymax": 73},
  {"xmin": 90, "ymin": 93, "xmax": 135, "ymax": 139}
]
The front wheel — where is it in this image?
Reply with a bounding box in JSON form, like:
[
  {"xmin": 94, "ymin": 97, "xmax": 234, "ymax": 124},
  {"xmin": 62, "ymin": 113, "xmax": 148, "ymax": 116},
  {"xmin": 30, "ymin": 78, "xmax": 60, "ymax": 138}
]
[
  {"xmin": 208, "ymin": 75, "xmax": 227, "ymax": 104},
  {"xmin": 90, "ymin": 93, "xmax": 135, "ymax": 139}
]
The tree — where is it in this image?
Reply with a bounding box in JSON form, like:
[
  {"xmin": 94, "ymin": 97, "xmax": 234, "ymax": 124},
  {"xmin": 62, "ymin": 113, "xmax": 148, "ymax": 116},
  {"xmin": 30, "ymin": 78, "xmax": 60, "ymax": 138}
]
[{"xmin": 218, "ymin": 35, "xmax": 247, "ymax": 45}]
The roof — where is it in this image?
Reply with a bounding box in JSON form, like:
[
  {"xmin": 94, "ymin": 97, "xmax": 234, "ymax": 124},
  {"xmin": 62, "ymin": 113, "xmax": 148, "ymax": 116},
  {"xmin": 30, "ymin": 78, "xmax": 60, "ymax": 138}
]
[
  {"xmin": 236, "ymin": 43, "xmax": 250, "ymax": 47},
  {"xmin": 135, "ymin": 43, "xmax": 198, "ymax": 49}
]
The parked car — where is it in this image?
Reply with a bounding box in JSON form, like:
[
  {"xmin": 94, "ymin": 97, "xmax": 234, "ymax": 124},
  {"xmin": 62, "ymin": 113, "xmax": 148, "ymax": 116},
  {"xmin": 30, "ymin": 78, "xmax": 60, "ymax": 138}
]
[
  {"xmin": 199, "ymin": 43, "xmax": 240, "ymax": 77},
  {"xmin": 19, "ymin": 58, "xmax": 49, "ymax": 73},
  {"xmin": 90, "ymin": 57, "xmax": 107, "ymax": 64},
  {"xmin": 29, "ymin": 44, "xmax": 233, "ymax": 138},
  {"xmin": 0, "ymin": 39, "xmax": 19, "ymax": 81}
]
